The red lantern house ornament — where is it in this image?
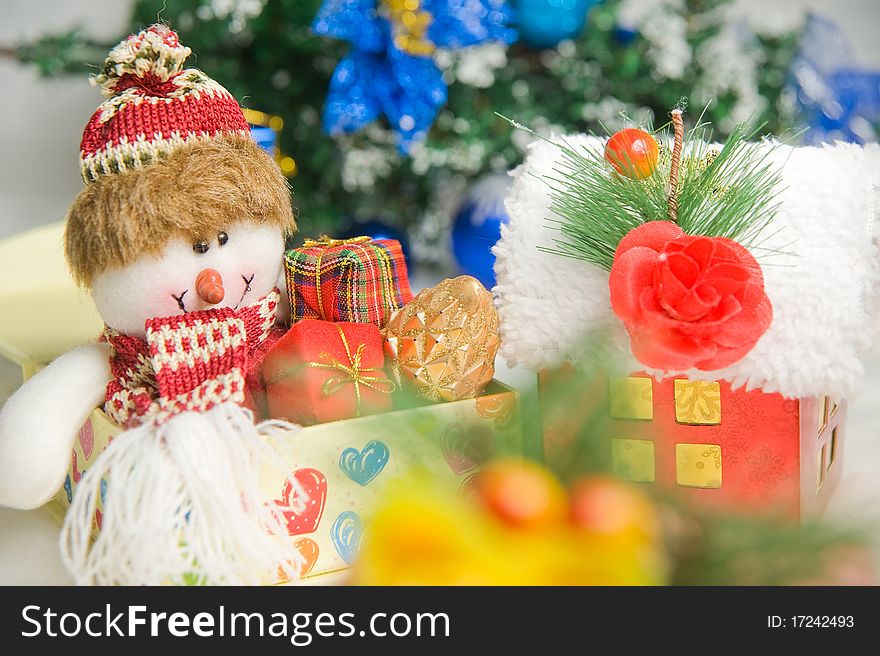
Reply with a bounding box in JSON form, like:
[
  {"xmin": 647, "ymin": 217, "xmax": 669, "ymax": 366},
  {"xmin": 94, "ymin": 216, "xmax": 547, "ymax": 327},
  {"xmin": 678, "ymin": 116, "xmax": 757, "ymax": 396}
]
[
  {"xmin": 537, "ymin": 368, "xmax": 844, "ymax": 518},
  {"xmin": 494, "ymin": 108, "xmax": 880, "ymax": 520}
]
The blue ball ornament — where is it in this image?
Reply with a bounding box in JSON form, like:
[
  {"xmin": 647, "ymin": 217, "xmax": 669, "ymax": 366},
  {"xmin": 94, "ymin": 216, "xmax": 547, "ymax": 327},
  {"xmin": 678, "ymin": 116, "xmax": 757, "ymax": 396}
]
[
  {"xmin": 451, "ymin": 175, "xmax": 511, "ymax": 289},
  {"xmin": 515, "ymin": 0, "xmax": 599, "ymax": 49},
  {"xmin": 614, "ymin": 25, "xmax": 638, "ymax": 45}
]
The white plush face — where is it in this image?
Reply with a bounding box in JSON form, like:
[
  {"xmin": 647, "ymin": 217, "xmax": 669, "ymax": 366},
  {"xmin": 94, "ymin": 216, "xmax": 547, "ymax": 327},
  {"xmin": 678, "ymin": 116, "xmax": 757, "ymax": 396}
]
[{"xmin": 91, "ymin": 221, "xmax": 285, "ymax": 337}]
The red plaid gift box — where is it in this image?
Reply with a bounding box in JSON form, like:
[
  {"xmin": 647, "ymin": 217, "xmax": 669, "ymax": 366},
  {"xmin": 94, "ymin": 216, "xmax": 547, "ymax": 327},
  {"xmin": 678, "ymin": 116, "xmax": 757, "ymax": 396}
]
[
  {"xmin": 284, "ymin": 236, "xmax": 412, "ymax": 328},
  {"xmin": 263, "ymin": 319, "xmax": 394, "ymax": 425}
]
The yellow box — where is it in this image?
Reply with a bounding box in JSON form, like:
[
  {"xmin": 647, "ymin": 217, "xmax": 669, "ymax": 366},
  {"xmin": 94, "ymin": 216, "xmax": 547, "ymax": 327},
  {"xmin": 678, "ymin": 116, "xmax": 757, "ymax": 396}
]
[
  {"xmin": 48, "ymin": 382, "xmax": 520, "ymax": 582},
  {"xmin": 0, "ymin": 223, "xmax": 103, "ymax": 382}
]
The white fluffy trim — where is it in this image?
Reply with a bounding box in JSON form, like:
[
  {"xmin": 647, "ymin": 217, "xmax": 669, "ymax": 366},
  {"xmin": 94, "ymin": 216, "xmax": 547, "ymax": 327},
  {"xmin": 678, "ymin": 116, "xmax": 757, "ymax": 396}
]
[
  {"xmin": 60, "ymin": 403, "xmax": 306, "ymax": 585},
  {"xmin": 493, "ymin": 135, "xmax": 880, "ymax": 400}
]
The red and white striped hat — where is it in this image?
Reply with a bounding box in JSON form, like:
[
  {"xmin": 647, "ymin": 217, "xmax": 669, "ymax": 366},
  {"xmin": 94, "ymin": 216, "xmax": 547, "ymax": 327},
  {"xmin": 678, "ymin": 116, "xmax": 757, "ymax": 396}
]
[{"xmin": 79, "ymin": 23, "xmax": 249, "ymax": 183}]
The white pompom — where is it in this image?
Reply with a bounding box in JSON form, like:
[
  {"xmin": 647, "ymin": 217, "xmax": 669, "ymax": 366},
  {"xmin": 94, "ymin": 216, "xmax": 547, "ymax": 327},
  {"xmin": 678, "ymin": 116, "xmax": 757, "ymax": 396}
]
[{"xmin": 93, "ymin": 24, "xmax": 192, "ymax": 98}]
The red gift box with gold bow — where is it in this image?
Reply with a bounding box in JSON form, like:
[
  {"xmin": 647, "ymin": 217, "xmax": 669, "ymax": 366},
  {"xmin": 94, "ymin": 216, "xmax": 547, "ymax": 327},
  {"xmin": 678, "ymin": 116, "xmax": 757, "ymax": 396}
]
[{"xmin": 263, "ymin": 319, "xmax": 394, "ymax": 425}]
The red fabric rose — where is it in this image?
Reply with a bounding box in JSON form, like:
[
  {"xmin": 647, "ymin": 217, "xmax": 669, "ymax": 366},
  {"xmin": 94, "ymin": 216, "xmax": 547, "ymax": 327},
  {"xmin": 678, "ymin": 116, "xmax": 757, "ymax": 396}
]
[{"xmin": 609, "ymin": 221, "xmax": 772, "ymax": 371}]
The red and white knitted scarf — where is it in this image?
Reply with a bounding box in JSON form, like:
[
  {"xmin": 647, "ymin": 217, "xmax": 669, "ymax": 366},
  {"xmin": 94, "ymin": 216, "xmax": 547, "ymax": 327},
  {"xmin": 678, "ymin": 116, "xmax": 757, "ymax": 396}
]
[
  {"xmin": 103, "ymin": 290, "xmax": 281, "ymax": 426},
  {"xmin": 64, "ymin": 289, "xmax": 309, "ymax": 585}
]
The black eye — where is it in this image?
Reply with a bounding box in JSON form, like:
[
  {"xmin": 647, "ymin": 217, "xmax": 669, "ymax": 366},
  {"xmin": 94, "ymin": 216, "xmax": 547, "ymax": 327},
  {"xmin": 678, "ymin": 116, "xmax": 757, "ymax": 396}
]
[
  {"xmin": 218, "ymin": 231, "xmax": 229, "ymax": 246},
  {"xmin": 193, "ymin": 240, "xmax": 210, "ymax": 254}
]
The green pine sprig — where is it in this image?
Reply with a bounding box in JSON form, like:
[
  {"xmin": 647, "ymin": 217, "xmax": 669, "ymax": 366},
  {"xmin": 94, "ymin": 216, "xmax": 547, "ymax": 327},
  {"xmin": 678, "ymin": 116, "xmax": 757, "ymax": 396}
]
[{"xmin": 523, "ymin": 111, "xmax": 785, "ymax": 271}]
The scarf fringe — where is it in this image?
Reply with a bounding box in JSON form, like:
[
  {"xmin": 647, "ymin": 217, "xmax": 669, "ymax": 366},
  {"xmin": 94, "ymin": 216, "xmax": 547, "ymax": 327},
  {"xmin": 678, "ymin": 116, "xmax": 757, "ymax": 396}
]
[{"xmin": 60, "ymin": 402, "xmax": 306, "ymax": 585}]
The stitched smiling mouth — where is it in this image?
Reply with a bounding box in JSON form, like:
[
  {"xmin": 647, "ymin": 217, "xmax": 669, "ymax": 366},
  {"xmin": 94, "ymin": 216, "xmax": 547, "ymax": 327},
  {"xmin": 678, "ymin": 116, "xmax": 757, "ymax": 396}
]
[
  {"xmin": 172, "ymin": 273, "xmax": 255, "ymax": 313},
  {"xmin": 172, "ymin": 290, "xmax": 189, "ymax": 313},
  {"xmin": 235, "ymin": 274, "xmax": 255, "ymax": 310}
]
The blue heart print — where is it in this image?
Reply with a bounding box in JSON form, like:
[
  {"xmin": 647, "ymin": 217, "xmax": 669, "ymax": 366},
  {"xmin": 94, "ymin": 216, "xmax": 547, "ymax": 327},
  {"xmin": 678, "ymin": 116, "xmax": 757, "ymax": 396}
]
[
  {"xmin": 331, "ymin": 511, "xmax": 362, "ymax": 565},
  {"xmin": 339, "ymin": 440, "xmax": 389, "ymax": 486},
  {"xmin": 63, "ymin": 475, "xmax": 72, "ymax": 503},
  {"xmin": 100, "ymin": 478, "xmax": 107, "ymax": 506}
]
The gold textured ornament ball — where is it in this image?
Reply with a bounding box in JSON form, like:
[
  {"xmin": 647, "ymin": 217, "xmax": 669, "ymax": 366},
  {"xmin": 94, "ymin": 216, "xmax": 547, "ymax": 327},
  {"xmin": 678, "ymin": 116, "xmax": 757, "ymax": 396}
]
[{"xmin": 383, "ymin": 275, "xmax": 501, "ymax": 402}]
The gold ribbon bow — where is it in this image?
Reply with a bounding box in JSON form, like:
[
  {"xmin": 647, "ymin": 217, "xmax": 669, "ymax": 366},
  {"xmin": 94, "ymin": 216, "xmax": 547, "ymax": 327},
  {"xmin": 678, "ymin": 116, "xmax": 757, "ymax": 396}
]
[
  {"xmin": 270, "ymin": 324, "xmax": 395, "ymax": 417},
  {"xmin": 303, "ymin": 235, "xmax": 372, "ymax": 248},
  {"xmin": 302, "ymin": 235, "xmax": 373, "ymax": 319}
]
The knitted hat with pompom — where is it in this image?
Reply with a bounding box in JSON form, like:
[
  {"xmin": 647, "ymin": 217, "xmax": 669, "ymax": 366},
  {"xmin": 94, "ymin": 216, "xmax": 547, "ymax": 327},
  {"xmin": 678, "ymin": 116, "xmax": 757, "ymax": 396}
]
[{"xmin": 79, "ymin": 23, "xmax": 249, "ymax": 182}]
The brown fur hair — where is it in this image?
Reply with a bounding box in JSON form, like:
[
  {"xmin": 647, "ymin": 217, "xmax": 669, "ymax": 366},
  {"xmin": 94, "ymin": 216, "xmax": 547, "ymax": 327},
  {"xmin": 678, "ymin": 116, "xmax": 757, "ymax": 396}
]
[{"xmin": 65, "ymin": 135, "xmax": 296, "ymax": 287}]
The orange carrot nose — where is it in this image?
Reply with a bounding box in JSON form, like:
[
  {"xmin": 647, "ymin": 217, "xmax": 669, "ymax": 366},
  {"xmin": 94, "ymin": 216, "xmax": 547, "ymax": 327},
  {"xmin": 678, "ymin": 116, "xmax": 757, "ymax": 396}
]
[{"xmin": 196, "ymin": 268, "xmax": 225, "ymax": 305}]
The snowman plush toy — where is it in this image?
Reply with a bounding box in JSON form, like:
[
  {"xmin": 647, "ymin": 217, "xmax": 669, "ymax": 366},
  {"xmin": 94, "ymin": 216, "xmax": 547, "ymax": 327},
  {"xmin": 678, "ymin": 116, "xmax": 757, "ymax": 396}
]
[{"xmin": 0, "ymin": 24, "xmax": 307, "ymax": 585}]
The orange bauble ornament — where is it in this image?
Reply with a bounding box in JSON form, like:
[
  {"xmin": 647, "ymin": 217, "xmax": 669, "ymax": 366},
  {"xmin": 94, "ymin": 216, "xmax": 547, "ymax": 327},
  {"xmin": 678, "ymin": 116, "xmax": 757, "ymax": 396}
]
[{"xmin": 604, "ymin": 127, "xmax": 659, "ymax": 179}]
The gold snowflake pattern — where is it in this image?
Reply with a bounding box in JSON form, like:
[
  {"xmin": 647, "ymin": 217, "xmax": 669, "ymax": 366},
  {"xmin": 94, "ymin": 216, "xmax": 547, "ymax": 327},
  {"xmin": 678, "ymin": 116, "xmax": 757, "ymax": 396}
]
[{"xmin": 674, "ymin": 380, "xmax": 721, "ymax": 425}]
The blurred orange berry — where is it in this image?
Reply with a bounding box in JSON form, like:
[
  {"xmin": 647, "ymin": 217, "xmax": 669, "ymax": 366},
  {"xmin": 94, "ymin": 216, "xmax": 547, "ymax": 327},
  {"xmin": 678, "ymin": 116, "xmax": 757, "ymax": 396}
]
[
  {"xmin": 569, "ymin": 475, "xmax": 660, "ymax": 542},
  {"xmin": 474, "ymin": 459, "xmax": 568, "ymax": 529}
]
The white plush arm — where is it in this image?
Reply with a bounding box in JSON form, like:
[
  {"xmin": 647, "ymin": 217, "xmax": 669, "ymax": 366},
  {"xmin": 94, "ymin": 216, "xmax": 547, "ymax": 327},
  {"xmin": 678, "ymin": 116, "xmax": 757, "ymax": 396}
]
[{"xmin": 0, "ymin": 343, "xmax": 111, "ymax": 509}]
